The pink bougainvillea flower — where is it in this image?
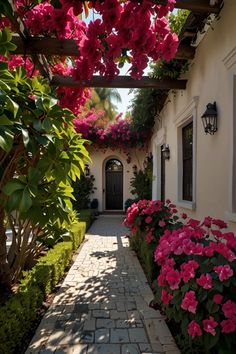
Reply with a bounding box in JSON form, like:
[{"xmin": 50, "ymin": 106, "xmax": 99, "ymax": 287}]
[
  {"xmin": 166, "ymin": 269, "xmax": 181, "ymax": 290},
  {"xmin": 221, "ymin": 319, "xmax": 236, "ymax": 333},
  {"xmin": 212, "ymin": 218, "xmax": 227, "ymax": 229},
  {"xmin": 159, "ymin": 220, "xmax": 166, "ymax": 227},
  {"xmin": 180, "ymin": 260, "xmax": 199, "ymax": 283},
  {"xmin": 161, "ymin": 290, "xmax": 173, "ymax": 305},
  {"xmin": 181, "ymin": 291, "xmax": 198, "ymax": 314},
  {"xmin": 222, "ymin": 300, "xmax": 236, "ymax": 320},
  {"xmin": 214, "ymin": 265, "xmax": 233, "ymax": 281},
  {"xmin": 202, "ymin": 216, "xmax": 212, "ymax": 228},
  {"xmin": 203, "ymin": 317, "xmax": 218, "ymax": 336},
  {"xmin": 213, "ymin": 294, "xmax": 223, "ymax": 304},
  {"xmin": 187, "ymin": 320, "xmax": 202, "ymax": 338},
  {"xmin": 145, "ymin": 216, "xmax": 152, "ymax": 224},
  {"xmin": 196, "ymin": 274, "xmax": 212, "ymax": 290}
]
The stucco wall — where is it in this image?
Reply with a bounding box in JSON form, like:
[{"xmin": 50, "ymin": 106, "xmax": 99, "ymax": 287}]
[
  {"xmin": 88, "ymin": 147, "xmax": 146, "ymax": 212},
  {"xmin": 152, "ymin": 0, "xmax": 236, "ymax": 232}
]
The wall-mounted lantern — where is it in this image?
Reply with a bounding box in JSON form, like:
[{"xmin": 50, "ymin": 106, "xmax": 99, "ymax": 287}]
[
  {"xmin": 162, "ymin": 144, "xmax": 170, "ymax": 160},
  {"xmin": 84, "ymin": 164, "xmax": 90, "ymax": 177},
  {"xmin": 132, "ymin": 164, "xmax": 138, "ymax": 175},
  {"xmin": 201, "ymin": 102, "xmax": 218, "ymax": 135}
]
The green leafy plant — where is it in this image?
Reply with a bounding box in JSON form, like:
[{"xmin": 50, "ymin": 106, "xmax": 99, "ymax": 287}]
[
  {"xmin": 0, "ymin": 59, "xmax": 90, "ymax": 287},
  {"xmin": 130, "ymin": 155, "xmax": 153, "ymax": 200},
  {"xmin": 72, "ymin": 174, "xmax": 96, "ymax": 211}
]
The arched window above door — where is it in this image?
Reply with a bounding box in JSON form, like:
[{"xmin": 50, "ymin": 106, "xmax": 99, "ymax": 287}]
[{"xmin": 105, "ymin": 159, "xmax": 123, "ymax": 172}]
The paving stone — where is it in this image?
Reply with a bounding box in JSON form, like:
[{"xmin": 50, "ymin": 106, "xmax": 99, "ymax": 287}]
[
  {"xmin": 101, "ymin": 302, "xmax": 116, "ymax": 310},
  {"xmin": 87, "ymin": 344, "xmax": 121, "ymax": 354},
  {"xmin": 122, "ymin": 343, "xmax": 140, "ymax": 354},
  {"xmin": 110, "ymin": 310, "xmax": 127, "ymax": 320},
  {"xmin": 116, "ymin": 301, "xmax": 126, "ymax": 311},
  {"xmin": 96, "ymin": 319, "xmax": 115, "ymax": 328},
  {"xmin": 83, "ymin": 318, "xmax": 96, "ymax": 331},
  {"xmin": 55, "ymin": 344, "xmax": 88, "ymax": 354},
  {"xmin": 128, "ymin": 329, "xmax": 148, "ymax": 343},
  {"xmin": 110, "ymin": 328, "xmax": 130, "ymax": 343},
  {"xmin": 74, "ymin": 303, "xmax": 89, "ymax": 313},
  {"xmin": 95, "ymin": 329, "xmax": 110, "ymax": 343},
  {"xmin": 93, "ymin": 310, "xmax": 110, "ymax": 318},
  {"xmin": 138, "ymin": 343, "xmax": 153, "ymax": 352},
  {"xmin": 116, "ymin": 320, "xmax": 130, "ymax": 328},
  {"xmin": 125, "ymin": 301, "xmax": 137, "ymax": 311}
]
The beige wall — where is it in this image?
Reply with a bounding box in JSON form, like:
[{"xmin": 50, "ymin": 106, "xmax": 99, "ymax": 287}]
[
  {"xmin": 88, "ymin": 147, "xmax": 146, "ymax": 211},
  {"xmin": 152, "ymin": 0, "xmax": 236, "ymax": 232}
]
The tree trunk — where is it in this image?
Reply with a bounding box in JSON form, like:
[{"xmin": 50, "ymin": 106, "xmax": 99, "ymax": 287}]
[{"xmin": 0, "ymin": 205, "xmax": 11, "ymax": 288}]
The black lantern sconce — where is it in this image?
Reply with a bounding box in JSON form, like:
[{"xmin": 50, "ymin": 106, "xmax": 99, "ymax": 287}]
[
  {"xmin": 84, "ymin": 164, "xmax": 90, "ymax": 177},
  {"xmin": 201, "ymin": 102, "xmax": 218, "ymax": 135},
  {"xmin": 162, "ymin": 144, "xmax": 170, "ymax": 160},
  {"xmin": 132, "ymin": 164, "xmax": 138, "ymax": 175}
]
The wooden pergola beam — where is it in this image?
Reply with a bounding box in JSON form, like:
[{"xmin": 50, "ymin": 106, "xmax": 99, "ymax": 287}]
[
  {"xmin": 51, "ymin": 75, "xmax": 187, "ymax": 89},
  {"xmin": 155, "ymin": 0, "xmax": 222, "ymax": 13},
  {"xmin": 12, "ymin": 36, "xmax": 195, "ymax": 60}
]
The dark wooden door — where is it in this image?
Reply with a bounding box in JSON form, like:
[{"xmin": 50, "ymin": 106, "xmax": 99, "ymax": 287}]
[{"xmin": 106, "ymin": 171, "xmax": 123, "ymax": 209}]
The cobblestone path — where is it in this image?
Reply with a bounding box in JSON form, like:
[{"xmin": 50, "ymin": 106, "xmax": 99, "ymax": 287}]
[{"xmin": 26, "ymin": 216, "xmax": 180, "ymax": 354}]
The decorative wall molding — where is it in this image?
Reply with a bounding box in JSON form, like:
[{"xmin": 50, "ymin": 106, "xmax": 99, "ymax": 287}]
[
  {"xmin": 153, "ymin": 127, "xmax": 166, "ymax": 147},
  {"xmin": 223, "ymin": 46, "xmax": 236, "ymax": 70},
  {"xmin": 174, "ymin": 96, "xmax": 199, "ymax": 126}
]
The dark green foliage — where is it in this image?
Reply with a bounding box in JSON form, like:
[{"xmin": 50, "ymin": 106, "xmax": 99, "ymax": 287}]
[
  {"xmin": 0, "ymin": 220, "xmax": 88, "ymax": 354},
  {"xmin": 129, "ymin": 234, "xmax": 158, "ymax": 282},
  {"xmin": 90, "ymin": 198, "xmax": 98, "ymax": 209},
  {"xmin": 130, "ymin": 88, "xmax": 166, "ymax": 134},
  {"xmin": 72, "ymin": 174, "xmax": 96, "ymax": 211},
  {"xmin": 130, "ymin": 156, "xmax": 153, "ymax": 199},
  {"xmin": 77, "ymin": 209, "xmax": 95, "ymax": 230},
  {"xmin": 124, "ymin": 198, "xmax": 139, "ymax": 211}
]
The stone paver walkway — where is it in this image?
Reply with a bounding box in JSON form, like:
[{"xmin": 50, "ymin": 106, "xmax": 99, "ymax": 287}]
[{"xmin": 26, "ymin": 216, "xmax": 180, "ymax": 354}]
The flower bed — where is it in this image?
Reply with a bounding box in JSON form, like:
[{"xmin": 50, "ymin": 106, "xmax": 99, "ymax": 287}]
[
  {"xmin": 124, "ymin": 199, "xmax": 182, "ymax": 280},
  {"xmin": 124, "ymin": 201, "xmax": 236, "ymax": 353}
]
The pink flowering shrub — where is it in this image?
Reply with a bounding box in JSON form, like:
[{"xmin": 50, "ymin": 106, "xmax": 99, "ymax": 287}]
[
  {"xmin": 155, "ymin": 216, "xmax": 236, "ymax": 352},
  {"xmin": 124, "ymin": 200, "xmax": 182, "ymax": 280},
  {"xmin": 74, "ymin": 112, "xmax": 150, "ymax": 152}
]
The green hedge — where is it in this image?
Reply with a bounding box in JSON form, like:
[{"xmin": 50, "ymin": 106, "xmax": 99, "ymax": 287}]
[
  {"xmin": 129, "ymin": 232, "xmax": 159, "ymax": 282},
  {"xmin": 0, "ymin": 221, "xmax": 87, "ymax": 354},
  {"xmin": 78, "ymin": 209, "xmax": 95, "ymax": 230}
]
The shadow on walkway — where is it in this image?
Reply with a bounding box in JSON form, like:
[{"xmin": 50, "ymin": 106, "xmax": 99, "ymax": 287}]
[{"xmin": 26, "ymin": 216, "xmax": 179, "ymax": 354}]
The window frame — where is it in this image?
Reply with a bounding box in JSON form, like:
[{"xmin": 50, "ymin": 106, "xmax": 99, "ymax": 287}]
[{"xmin": 175, "ymin": 97, "xmax": 198, "ymax": 210}]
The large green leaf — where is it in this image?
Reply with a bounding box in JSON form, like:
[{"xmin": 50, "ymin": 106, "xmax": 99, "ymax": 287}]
[
  {"xmin": 0, "ymin": 126, "xmax": 14, "ymax": 152},
  {"xmin": 19, "ymin": 188, "xmax": 33, "ymax": 213},
  {"xmin": 2, "ymin": 179, "xmax": 25, "ymax": 195}
]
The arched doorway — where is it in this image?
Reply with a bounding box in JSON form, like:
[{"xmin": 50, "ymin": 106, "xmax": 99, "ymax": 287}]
[{"xmin": 105, "ymin": 159, "xmax": 123, "ymax": 210}]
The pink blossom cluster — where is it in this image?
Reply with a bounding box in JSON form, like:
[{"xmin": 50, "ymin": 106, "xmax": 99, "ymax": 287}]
[
  {"xmin": 0, "ymin": 54, "xmax": 38, "ymax": 77},
  {"xmin": 154, "ymin": 213, "xmax": 236, "ymax": 338},
  {"xmin": 13, "ymin": 0, "xmax": 178, "ymax": 80},
  {"xmin": 73, "ymin": 113, "xmax": 150, "ymax": 151},
  {"xmin": 124, "ymin": 199, "xmax": 180, "ymax": 244}
]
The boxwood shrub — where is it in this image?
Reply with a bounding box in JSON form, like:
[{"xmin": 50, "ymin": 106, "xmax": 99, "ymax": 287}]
[{"xmin": 0, "ymin": 220, "xmax": 88, "ymax": 354}]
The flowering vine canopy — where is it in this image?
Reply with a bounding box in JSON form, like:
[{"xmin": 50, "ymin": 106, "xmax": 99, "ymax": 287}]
[
  {"xmin": 73, "ymin": 110, "xmax": 150, "ymax": 152},
  {"xmin": 0, "ymin": 0, "xmax": 178, "ymax": 115}
]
